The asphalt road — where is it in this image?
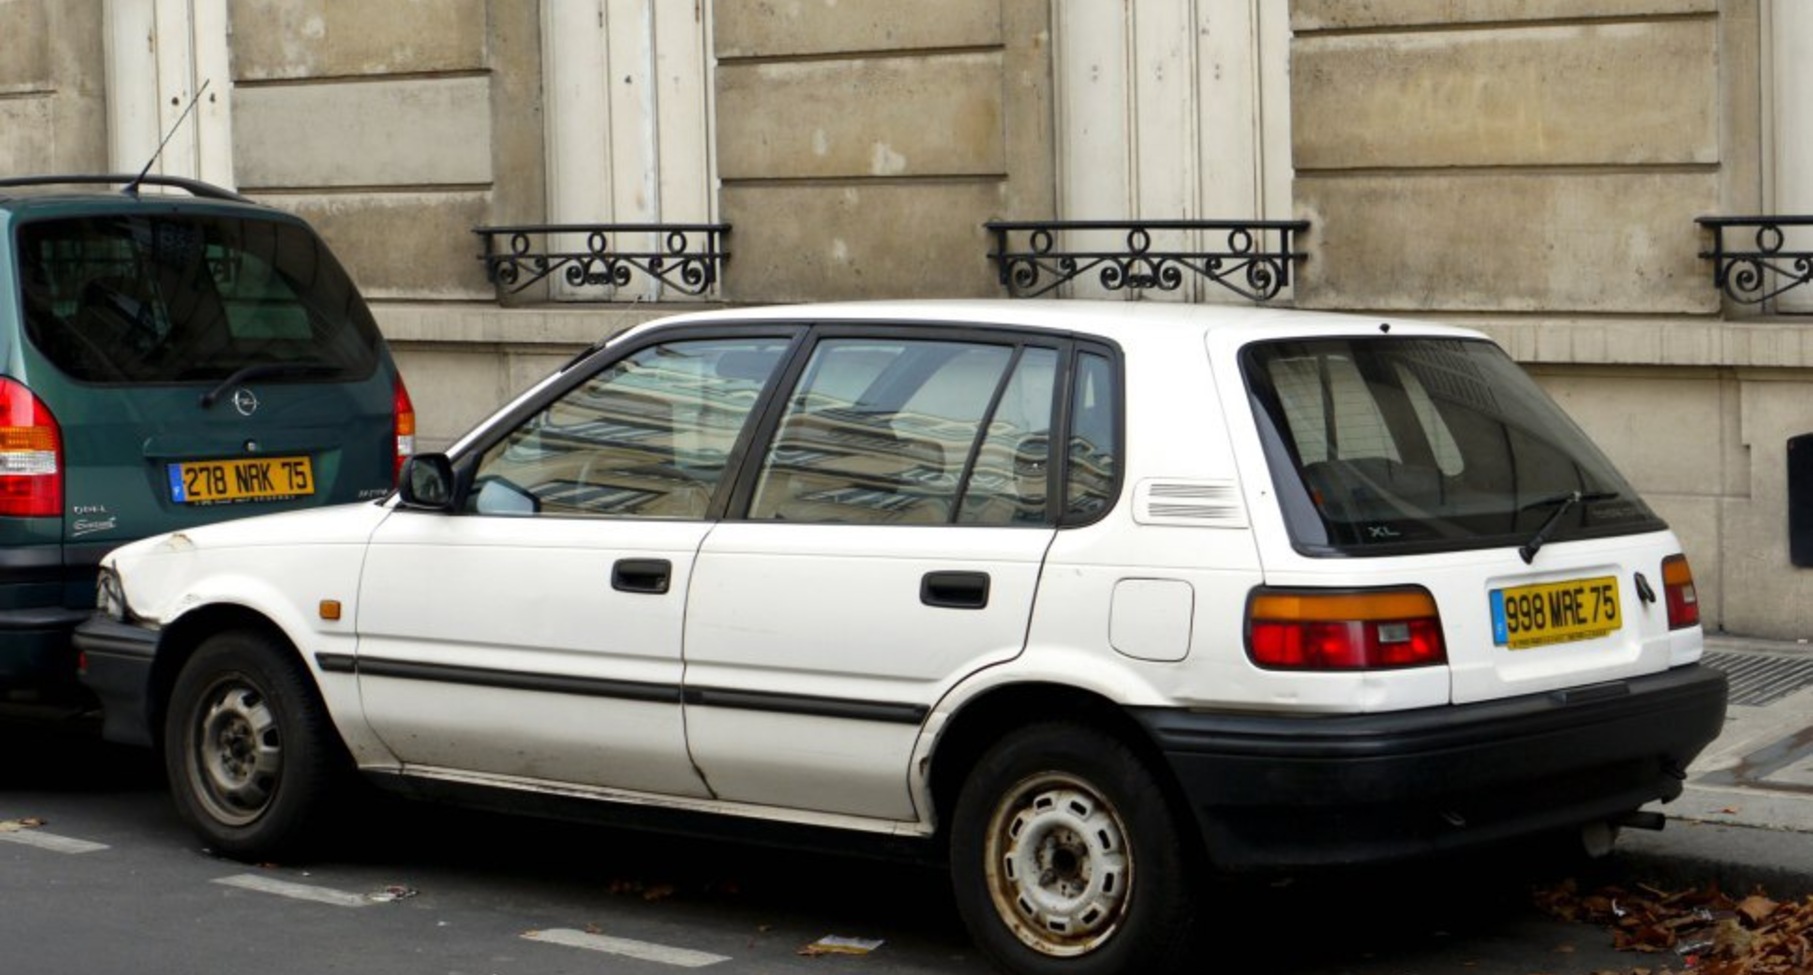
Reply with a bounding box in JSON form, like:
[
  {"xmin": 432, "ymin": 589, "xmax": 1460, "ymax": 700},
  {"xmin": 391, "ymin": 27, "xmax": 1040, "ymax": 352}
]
[{"xmin": 2, "ymin": 712, "xmax": 1645, "ymax": 975}]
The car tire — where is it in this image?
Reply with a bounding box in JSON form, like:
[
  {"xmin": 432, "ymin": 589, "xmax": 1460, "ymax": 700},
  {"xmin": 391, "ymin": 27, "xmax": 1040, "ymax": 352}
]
[
  {"xmin": 950, "ymin": 722, "xmax": 1197, "ymax": 975},
  {"xmin": 163, "ymin": 629, "xmax": 342, "ymax": 860}
]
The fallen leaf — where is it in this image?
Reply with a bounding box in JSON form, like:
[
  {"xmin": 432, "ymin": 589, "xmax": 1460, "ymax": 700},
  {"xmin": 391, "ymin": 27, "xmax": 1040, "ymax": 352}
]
[{"xmin": 1735, "ymin": 894, "xmax": 1778, "ymax": 925}]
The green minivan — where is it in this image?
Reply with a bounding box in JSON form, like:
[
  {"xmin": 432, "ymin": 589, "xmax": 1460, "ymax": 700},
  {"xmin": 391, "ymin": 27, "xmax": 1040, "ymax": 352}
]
[{"xmin": 0, "ymin": 174, "xmax": 412, "ymax": 702}]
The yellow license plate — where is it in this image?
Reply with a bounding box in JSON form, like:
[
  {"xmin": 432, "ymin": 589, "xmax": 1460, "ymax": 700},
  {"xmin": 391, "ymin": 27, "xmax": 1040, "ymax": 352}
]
[
  {"xmin": 168, "ymin": 457, "xmax": 315, "ymax": 505},
  {"xmin": 1491, "ymin": 576, "xmax": 1620, "ymax": 649}
]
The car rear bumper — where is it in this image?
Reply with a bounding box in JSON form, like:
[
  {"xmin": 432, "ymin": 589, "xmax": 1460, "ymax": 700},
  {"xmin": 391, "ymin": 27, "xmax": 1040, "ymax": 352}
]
[
  {"xmin": 0, "ymin": 543, "xmax": 108, "ymax": 693},
  {"xmin": 1131, "ymin": 663, "xmax": 1729, "ymax": 870},
  {"xmin": 0, "ymin": 606, "xmax": 96, "ymax": 694},
  {"xmin": 72, "ymin": 615, "xmax": 159, "ymax": 747}
]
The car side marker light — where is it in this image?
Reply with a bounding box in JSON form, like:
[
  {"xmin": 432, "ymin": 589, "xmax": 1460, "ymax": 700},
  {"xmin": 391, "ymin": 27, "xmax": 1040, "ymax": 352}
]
[{"xmin": 319, "ymin": 600, "xmax": 343, "ymax": 622}]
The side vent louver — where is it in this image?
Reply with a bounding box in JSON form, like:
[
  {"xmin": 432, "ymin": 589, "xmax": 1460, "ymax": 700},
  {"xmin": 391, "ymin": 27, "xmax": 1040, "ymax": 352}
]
[{"xmin": 1134, "ymin": 479, "xmax": 1247, "ymax": 528}]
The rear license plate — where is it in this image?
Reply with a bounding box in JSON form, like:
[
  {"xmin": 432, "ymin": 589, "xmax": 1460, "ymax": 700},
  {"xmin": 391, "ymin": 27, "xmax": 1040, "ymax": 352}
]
[
  {"xmin": 168, "ymin": 457, "xmax": 315, "ymax": 505},
  {"xmin": 1490, "ymin": 576, "xmax": 1620, "ymax": 649}
]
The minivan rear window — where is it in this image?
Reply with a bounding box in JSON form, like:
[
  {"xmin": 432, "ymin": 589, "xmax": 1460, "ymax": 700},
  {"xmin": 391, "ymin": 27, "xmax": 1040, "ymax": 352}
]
[
  {"xmin": 15, "ymin": 215, "xmax": 383, "ymax": 384},
  {"xmin": 1244, "ymin": 337, "xmax": 1664, "ymax": 556}
]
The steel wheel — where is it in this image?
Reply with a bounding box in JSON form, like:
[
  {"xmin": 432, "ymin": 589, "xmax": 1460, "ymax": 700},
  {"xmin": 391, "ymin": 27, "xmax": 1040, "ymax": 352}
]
[
  {"xmin": 185, "ymin": 676, "xmax": 283, "ymax": 827},
  {"xmin": 164, "ymin": 629, "xmax": 344, "ymax": 860},
  {"xmin": 983, "ymin": 772, "xmax": 1133, "ymax": 956},
  {"xmin": 951, "ymin": 722, "xmax": 1198, "ymax": 975}
]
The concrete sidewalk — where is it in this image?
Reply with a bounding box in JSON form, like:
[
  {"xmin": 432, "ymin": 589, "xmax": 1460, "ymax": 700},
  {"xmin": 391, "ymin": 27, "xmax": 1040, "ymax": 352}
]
[{"xmin": 1613, "ymin": 633, "xmax": 1813, "ymax": 897}]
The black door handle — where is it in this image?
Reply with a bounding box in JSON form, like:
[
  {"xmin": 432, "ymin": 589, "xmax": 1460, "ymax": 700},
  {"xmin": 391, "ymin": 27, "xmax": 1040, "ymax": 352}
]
[
  {"xmin": 921, "ymin": 570, "xmax": 989, "ymax": 610},
  {"xmin": 612, "ymin": 558, "xmax": 672, "ymax": 594}
]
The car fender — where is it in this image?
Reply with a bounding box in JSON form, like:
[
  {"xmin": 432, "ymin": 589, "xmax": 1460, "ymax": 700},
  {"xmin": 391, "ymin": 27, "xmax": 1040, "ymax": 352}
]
[{"xmin": 906, "ymin": 641, "xmax": 1182, "ymax": 823}]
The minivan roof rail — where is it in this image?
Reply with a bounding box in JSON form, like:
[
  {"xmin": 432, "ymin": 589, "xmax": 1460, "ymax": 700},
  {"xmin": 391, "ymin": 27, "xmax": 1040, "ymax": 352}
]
[{"xmin": 0, "ymin": 174, "xmax": 253, "ymax": 204}]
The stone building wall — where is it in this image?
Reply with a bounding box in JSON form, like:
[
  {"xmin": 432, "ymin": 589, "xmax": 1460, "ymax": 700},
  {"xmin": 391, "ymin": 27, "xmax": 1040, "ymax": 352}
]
[
  {"xmin": 0, "ymin": 0, "xmax": 106, "ymax": 175},
  {"xmin": 710, "ymin": 0, "xmax": 1052, "ymax": 301}
]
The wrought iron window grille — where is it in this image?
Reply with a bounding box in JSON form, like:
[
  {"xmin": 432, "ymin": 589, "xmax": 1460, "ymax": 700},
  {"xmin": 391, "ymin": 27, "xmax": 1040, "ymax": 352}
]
[
  {"xmin": 1697, "ymin": 216, "xmax": 1813, "ymax": 309},
  {"xmin": 474, "ymin": 224, "xmax": 730, "ymax": 299},
  {"xmin": 986, "ymin": 219, "xmax": 1309, "ymax": 301}
]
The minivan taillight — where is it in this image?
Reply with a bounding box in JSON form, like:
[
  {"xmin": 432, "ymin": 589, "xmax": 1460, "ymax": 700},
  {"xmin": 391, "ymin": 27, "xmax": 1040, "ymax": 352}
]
[
  {"xmin": 0, "ymin": 379, "xmax": 61, "ymax": 517},
  {"xmin": 1662, "ymin": 554, "xmax": 1699, "ymax": 630},
  {"xmin": 392, "ymin": 376, "xmax": 416, "ymax": 484},
  {"xmin": 1246, "ymin": 587, "xmax": 1446, "ymax": 670}
]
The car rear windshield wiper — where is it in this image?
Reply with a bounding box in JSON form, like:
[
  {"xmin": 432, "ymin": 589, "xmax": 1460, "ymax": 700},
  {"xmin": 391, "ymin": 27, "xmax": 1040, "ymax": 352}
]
[
  {"xmin": 1517, "ymin": 490, "xmax": 1620, "ymax": 564},
  {"xmin": 199, "ymin": 361, "xmax": 344, "ymax": 408}
]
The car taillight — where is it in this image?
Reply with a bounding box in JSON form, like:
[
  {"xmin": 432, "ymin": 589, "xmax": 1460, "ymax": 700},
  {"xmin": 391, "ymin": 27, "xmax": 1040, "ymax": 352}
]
[
  {"xmin": 392, "ymin": 376, "xmax": 416, "ymax": 485},
  {"xmin": 1246, "ymin": 587, "xmax": 1446, "ymax": 670},
  {"xmin": 1662, "ymin": 554, "xmax": 1699, "ymax": 630},
  {"xmin": 0, "ymin": 379, "xmax": 61, "ymax": 518}
]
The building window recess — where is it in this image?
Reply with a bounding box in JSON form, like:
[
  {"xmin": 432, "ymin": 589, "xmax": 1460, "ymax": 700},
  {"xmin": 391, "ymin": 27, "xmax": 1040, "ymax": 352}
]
[
  {"xmin": 985, "ymin": 219, "xmax": 1309, "ymax": 302},
  {"xmin": 1697, "ymin": 216, "xmax": 1813, "ymax": 309},
  {"xmin": 474, "ymin": 224, "xmax": 730, "ymax": 301}
]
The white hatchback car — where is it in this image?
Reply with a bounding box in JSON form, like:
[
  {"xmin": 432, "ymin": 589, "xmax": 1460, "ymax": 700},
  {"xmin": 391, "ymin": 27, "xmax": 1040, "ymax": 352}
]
[{"xmin": 76, "ymin": 301, "xmax": 1726, "ymax": 975}]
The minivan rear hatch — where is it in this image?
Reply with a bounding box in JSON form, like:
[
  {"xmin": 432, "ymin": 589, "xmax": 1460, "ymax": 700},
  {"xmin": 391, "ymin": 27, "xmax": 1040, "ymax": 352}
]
[{"xmin": 13, "ymin": 209, "xmax": 397, "ymax": 544}]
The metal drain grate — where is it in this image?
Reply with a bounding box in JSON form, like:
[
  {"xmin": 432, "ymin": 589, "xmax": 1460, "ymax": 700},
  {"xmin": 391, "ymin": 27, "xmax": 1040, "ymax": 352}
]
[{"xmin": 1702, "ymin": 649, "xmax": 1813, "ymax": 707}]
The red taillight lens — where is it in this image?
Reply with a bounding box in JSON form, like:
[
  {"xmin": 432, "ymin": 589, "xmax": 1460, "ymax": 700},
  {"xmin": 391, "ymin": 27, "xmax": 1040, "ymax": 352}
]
[
  {"xmin": 0, "ymin": 379, "xmax": 61, "ymax": 517},
  {"xmin": 392, "ymin": 376, "xmax": 416, "ymax": 485},
  {"xmin": 1662, "ymin": 554, "xmax": 1699, "ymax": 630},
  {"xmin": 1247, "ymin": 588, "xmax": 1446, "ymax": 670}
]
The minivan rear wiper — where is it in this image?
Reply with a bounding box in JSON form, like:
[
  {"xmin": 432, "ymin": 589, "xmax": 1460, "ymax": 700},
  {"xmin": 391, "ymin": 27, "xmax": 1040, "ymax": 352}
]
[
  {"xmin": 199, "ymin": 361, "xmax": 343, "ymax": 409},
  {"xmin": 1517, "ymin": 490, "xmax": 1620, "ymax": 564}
]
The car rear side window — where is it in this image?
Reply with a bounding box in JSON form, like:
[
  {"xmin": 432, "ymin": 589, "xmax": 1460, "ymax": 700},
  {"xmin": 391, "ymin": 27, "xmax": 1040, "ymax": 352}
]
[
  {"xmin": 1245, "ymin": 337, "xmax": 1664, "ymax": 555},
  {"xmin": 749, "ymin": 338, "xmax": 1061, "ymax": 526},
  {"xmin": 15, "ymin": 215, "xmax": 382, "ymax": 383},
  {"xmin": 1065, "ymin": 351, "xmax": 1119, "ymax": 521}
]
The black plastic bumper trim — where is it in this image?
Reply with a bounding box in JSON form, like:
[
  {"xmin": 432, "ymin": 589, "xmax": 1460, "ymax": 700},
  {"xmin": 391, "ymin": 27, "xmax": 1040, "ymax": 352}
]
[
  {"xmin": 72, "ymin": 615, "xmax": 160, "ymax": 747},
  {"xmin": 1131, "ymin": 664, "xmax": 1728, "ymax": 869}
]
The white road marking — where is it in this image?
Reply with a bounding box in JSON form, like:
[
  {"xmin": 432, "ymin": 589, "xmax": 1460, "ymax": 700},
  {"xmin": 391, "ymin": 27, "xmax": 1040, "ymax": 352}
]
[
  {"xmin": 212, "ymin": 873, "xmax": 372, "ymax": 908},
  {"xmin": 522, "ymin": 928, "xmax": 730, "ymax": 968},
  {"xmin": 0, "ymin": 829, "xmax": 109, "ymax": 854}
]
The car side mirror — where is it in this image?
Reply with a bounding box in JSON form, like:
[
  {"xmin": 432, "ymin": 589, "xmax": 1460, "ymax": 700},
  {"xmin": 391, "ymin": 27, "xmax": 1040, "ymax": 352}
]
[{"xmin": 397, "ymin": 453, "xmax": 456, "ymax": 511}]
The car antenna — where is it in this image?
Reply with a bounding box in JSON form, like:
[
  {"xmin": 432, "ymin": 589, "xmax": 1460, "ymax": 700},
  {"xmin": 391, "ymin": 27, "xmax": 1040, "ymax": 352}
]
[{"xmin": 123, "ymin": 79, "xmax": 211, "ymax": 197}]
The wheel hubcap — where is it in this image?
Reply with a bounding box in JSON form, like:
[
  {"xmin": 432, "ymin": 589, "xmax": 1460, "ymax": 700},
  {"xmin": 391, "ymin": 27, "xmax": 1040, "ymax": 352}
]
[
  {"xmin": 983, "ymin": 772, "xmax": 1132, "ymax": 956},
  {"xmin": 191, "ymin": 681, "xmax": 281, "ymax": 827}
]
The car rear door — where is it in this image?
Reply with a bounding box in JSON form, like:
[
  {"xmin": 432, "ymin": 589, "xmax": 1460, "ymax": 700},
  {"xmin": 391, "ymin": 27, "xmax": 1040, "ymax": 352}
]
[{"xmin": 684, "ymin": 328, "xmax": 1073, "ymax": 821}]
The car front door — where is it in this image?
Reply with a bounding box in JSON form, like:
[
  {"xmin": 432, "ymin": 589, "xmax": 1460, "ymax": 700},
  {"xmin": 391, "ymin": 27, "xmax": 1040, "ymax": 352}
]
[
  {"xmin": 684, "ymin": 331, "xmax": 1078, "ymax": 821},
  {"xmin": 353, "ymin": 333, "xmax": 792, "ymax": 796}
]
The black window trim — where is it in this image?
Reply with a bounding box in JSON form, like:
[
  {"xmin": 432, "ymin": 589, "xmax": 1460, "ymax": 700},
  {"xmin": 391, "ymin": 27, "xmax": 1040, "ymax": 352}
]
[{"xmin": 442, "ymin": 317, "xmax": 1127, "ymax": 529}]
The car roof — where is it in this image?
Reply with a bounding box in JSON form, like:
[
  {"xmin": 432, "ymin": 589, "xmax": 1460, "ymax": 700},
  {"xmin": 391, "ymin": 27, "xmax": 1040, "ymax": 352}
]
[
  {"xmin": 0, "ymin": 174, "xmax": 265, "ymax": 214},
  {"xmin": 640, "ymin": 299, "xmax": 1489, "ymax": 346}
]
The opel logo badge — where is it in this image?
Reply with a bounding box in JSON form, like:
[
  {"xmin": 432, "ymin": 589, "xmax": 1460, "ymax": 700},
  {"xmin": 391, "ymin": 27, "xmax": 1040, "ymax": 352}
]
[{"xmin": 231, "ymin": 388, "xmax": 260, "ymax": 417}]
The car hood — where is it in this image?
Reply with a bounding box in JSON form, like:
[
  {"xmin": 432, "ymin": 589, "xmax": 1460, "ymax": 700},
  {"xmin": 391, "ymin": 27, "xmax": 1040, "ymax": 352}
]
[{"xmin": 103, "ymin": 500, "xmax": 395, "ymax": 565}]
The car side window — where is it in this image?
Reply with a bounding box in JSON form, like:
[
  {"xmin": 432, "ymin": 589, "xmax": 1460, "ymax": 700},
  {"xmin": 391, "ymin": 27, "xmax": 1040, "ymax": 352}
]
[
  {"xmin": 749, "ymin": 338, "xmax": 1059, "ymax": 526},
  {"xmin": 1065, "ymin": 352, "xmax": 1119, "ymax": 520},
  {"xmin": 469, "ymin": 337, "xmax": 788, "ymax": 518},
  {"xmin": 956, "ymin": 347, "xmax": 1057, "ymax": 525}
]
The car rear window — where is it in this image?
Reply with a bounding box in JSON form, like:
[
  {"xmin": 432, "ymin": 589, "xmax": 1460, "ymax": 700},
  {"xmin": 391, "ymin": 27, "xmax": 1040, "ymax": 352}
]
[
  {"xmin": 1243, "ymin": 336, "xmax": 1664, "ymax": 556},
  {"xmin": 15, "ymin": 214, "xmax": 382, "ymax": 384}
]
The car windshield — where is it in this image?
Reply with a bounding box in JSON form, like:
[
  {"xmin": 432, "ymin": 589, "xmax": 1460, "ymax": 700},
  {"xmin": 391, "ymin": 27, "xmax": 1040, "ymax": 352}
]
[
  {"xmin": 14, "ymin": 213, "xmax": 382, "ymax": 383},
  {"xmin": 1243, "ymin": 336, "xmax": 1664, "ymax": 556}
]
